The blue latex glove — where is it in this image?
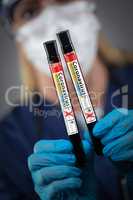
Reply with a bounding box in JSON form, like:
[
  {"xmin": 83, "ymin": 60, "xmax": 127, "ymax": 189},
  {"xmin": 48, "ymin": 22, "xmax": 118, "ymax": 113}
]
[
  {"xmin": 28, "ymin": 137, "xmax": 97, "ymax": 200},
  {"xmin": 93, "ymin": 108, "xmax": 133, "ymax": 162}
]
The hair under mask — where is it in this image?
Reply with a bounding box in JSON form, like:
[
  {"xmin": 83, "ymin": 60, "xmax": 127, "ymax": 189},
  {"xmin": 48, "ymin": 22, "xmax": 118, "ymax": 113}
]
[{"xmin": 1, "ymin": 0, "xmax": 20, "ymax": 21}]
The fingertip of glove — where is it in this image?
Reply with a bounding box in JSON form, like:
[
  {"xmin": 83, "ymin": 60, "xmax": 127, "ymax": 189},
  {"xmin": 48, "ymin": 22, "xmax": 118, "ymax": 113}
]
[
  {"xmin": 103, "ymin": 145, "xmax": 114, "ymax": 160},
  {"xmin": 34, "ymin": 140, "xmax": 43, "ymax": 153},
  {"xmin": 67, "ymin": 177, "xmax": 82, "ymax": 188},
  {"xmin": 83, "ymin": 131, "xmax": 91, "ymax": 141},
  {"xmin": 102, "ymin": 147, "xmax": 108, "ymax": 157},
  {"xmin": 27, "ymin": 154, "xmax": 34, "ymax": 171},
  {"xmin": 82, "ymin": 140, "xmax": 92, "ymax": 155},
  {"xmin": 93, "ymin": 123, "xmax": 102, "ymax": 136},
  {"xmin": 75, "ymin": 179, "xmax": 82, "ymax": 187}
]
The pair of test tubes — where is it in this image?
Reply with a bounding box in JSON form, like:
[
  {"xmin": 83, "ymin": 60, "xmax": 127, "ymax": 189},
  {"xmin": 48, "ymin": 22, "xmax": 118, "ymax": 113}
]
[{"xmin": 44, "ymin": 30, "xmax": 103, "ymax": 167}]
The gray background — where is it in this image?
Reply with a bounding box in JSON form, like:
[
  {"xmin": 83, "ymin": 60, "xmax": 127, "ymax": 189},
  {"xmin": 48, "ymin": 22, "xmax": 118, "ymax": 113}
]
[
  {"xmin": 0, "ymin": 26, "xmax": 21, "ymax": 119},
  {"xmin": 0, "ymin": 0, "xmax": 133, "ymax": 119}
]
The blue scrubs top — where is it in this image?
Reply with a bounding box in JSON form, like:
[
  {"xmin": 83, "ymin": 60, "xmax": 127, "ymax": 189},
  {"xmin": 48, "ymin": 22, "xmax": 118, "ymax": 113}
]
[{"xmin": 105, "ymin": 62, "xmax": 133, "ymax": 113}]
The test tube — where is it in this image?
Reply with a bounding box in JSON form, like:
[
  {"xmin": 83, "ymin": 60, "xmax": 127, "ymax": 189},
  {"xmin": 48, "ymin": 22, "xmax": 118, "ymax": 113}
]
[
  {"xmin": 57, "ymin": 30, "xmax": 103, "ymax": 155},
  {"xmin": 44, "ymin": 40, "xmax": 86, "ymax": 167}
]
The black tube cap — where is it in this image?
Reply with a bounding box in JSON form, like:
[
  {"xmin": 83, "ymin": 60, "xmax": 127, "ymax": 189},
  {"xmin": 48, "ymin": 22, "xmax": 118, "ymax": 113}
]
[
  {"xmin": 43, "ymin": 40, "xmax": 60, "ymax": 64},
  {"xmin": 57, "ymin": 30, "xmax": 74, "ymax": 54}
]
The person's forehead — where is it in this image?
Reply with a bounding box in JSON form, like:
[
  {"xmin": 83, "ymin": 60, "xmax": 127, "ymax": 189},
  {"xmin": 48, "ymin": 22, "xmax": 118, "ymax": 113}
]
[
  {"xmin": 2, "ymin": 0, "xmax": 71, "ymax": 17},
  {"xmin": 16, "ymin": 0, "xmax": 73, "ymax": 4},
  {"xmin": 3, "ymin": 0, "xmax": 70, "ymax": 6}
]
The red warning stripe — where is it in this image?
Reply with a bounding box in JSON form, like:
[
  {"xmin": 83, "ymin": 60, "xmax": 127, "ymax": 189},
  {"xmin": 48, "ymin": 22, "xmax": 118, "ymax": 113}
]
[
  {"xmin": 51, "ymin": 63, "xmax": 63, "ymax": 73},
  {"xmin": 64, "ymin": 52, "xmax": 77, "ymax": 62}
]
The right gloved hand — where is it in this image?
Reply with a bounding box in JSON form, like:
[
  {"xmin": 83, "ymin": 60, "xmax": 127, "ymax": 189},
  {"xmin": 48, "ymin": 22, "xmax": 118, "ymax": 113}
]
[
  {"xmin": 28, "ymin": 139, "xmax": 92, "ymax": 200},
  {"xmin": 93, "ymin": 108, "xmax": 133, "ymax": 176}
]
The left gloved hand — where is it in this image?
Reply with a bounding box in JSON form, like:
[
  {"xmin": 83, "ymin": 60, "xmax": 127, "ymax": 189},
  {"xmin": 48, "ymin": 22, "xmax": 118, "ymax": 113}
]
[
  {"xmin": 93, "ymin": 108, "xmax": 133, "ymax": 162},
  {"xmin": 28, "ymin": 134, "xmax": 97, "ymax": 200}
]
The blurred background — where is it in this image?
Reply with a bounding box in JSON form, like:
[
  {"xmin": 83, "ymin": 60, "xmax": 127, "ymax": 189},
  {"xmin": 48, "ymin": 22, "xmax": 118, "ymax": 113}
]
[{"xmin": 0, "ymin": 0, "xmax": 133, "ymax": 119}]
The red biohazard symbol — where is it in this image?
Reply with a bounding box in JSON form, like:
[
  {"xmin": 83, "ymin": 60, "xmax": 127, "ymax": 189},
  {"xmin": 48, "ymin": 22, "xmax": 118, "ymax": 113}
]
[
  {"xmin": 85, "ymin": 112, "xmax": 95, "ymax": 120},
  {"xmin": 64, "ymin": 111, "xmax": 73, "ymax": 118}
]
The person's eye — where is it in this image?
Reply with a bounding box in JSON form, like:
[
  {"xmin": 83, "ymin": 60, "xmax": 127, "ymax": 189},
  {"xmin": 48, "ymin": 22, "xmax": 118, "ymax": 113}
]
[{"xmin": 21, "ymin": 7, "xmax": 40, "ymax": 22}]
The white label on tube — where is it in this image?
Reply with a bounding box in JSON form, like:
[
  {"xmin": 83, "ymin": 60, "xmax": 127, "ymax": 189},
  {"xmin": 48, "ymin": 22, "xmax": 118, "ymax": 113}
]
[
  {"xmin": 66, "ymin": 54, "xmax": 96, "ymax": 124},
  {"xmin": 52, "ymin": 63, "xmax": 78, "ymax": 136}
]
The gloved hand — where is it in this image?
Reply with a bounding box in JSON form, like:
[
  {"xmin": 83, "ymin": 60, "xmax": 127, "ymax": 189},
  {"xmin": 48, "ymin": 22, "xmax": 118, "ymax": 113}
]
[
  {"xmin": 28, "ymin": 137, "xmax": 96, "ymax": 200},
  {"xmin": 93, "ymin": 108, "xmax": 133, "ymax": 162}
]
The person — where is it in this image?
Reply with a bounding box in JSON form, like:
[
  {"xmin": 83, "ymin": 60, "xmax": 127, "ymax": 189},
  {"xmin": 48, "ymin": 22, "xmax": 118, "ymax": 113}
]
[{"xmin": 0, "ymin": 0, "xmax": 133, "ymax": 199}]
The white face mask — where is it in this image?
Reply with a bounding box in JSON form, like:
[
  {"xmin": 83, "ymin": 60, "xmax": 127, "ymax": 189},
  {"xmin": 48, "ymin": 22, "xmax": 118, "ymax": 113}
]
[{"xmin": 16, "ymin": 0, "xmax": 100, "ymax": 79}]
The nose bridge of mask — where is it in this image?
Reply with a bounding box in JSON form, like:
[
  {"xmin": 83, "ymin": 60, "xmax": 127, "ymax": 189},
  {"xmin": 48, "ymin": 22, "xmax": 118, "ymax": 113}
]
[
  {"xmin": 55, "ymin": 3, "xmax": 100, "ymax": 36},
  {"xmin": 56, "ymin": 1, "xmax": 96, "ymax": 22},
  {"xmin": 57, "ymin": 0, "xmax": 96, "ymax": 14}
]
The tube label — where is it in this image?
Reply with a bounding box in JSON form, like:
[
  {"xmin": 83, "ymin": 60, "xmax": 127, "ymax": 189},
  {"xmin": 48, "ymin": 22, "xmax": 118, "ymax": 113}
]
[
  {"xmin": 64, "ymin": 52, "xmax": 96, "ymax": 124},
  {"xmin": 50, "ymin": 62, "xmax": 78, "ymax": 136}
]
